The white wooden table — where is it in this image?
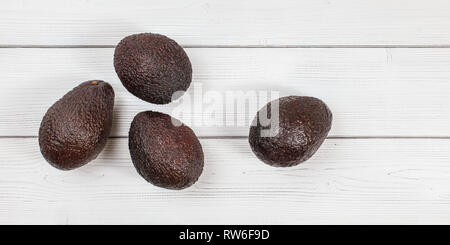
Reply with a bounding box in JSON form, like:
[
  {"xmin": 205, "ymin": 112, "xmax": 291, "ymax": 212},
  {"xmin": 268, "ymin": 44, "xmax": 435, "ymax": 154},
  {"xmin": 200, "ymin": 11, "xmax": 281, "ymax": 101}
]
[{"xmin": 1, "ymin": 0, "xmax": 450, "ymax": 224}]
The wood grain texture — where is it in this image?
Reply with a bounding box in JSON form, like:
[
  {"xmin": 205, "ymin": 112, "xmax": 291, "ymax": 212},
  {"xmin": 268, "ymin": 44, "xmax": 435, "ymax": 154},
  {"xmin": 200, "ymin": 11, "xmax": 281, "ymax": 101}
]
[
  {"xmin": 1, "ymin": 137, "xmax": 450, "ymax": 224},
  {"xmin": 1, "ymin": 48, "xmax": 450, "ymax": 137},
  {"xmin": 1, "ymin": 0, "xmax": 450, "ymax": 46}
]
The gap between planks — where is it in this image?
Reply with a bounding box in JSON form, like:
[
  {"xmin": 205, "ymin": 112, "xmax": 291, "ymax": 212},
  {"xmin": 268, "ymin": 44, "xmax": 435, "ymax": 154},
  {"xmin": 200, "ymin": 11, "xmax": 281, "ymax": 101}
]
[
  {"xmin": 3, "ymin": 45, "xmax": 450, "ymax": 49},
  {"xmin": 3, "ymin": 136, "xmax": 450, "ymax": 140}
]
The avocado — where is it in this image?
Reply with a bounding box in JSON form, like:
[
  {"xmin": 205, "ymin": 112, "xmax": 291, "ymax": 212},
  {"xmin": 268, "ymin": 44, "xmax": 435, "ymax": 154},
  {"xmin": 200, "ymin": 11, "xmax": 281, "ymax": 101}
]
[
  {"xmin": 249, "ymin": 96, "xmax": 332, "ymax": 167},
  {"xmin": 114, "ymin": 33, "xmax": 192, "ymax": 104},
  {"xmin": 39, "ymin": 80, "xmax": 115, "ymax": 170},
  {"xmin": 129, "ymin": 111, "xmax": 204, "ymax": 189}
]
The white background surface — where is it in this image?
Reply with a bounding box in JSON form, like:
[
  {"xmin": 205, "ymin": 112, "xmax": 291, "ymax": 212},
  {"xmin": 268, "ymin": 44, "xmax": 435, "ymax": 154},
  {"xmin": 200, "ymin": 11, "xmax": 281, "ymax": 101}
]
[{"xmin": 1, "ymin": 0, "xmax": 450, "ymax": 224}]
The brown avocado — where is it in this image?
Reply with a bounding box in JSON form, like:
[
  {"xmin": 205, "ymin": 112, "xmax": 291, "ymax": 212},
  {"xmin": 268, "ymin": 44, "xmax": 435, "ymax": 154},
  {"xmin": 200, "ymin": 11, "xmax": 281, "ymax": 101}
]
[
  {"xmin": 39, "ymin": 80, "xmax": 115, "ymax": 170},
  {"xmin": 129, "ymin": 111, "xmax": 204, "ymax": 189},
  {"xmin": 249, "ymin": 96, "xmax": 332, "ymax": 167},
  {"xmin": 114, "ymin": 33, "xmax": 192, "ymax": 104}
]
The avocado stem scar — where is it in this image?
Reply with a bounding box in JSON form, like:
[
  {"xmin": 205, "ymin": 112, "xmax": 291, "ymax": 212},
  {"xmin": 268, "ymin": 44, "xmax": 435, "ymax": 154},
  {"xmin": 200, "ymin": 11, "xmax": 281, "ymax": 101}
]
[{"xmin": 91, "ymin": 81, "xmax": 99, "ymax": 85}]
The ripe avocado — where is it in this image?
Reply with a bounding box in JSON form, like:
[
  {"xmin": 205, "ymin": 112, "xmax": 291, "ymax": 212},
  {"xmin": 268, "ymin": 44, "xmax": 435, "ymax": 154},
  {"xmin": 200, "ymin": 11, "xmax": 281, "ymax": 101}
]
[
  {"xmin": 114, "ymin": 33, "xmax": 192, "ymax": 104},
  {"xmin": 39, "ymin": 80, "xmax": 115, "ymax": 170},
  {"xmin": 249, "ymin": 96, "xmax": 332, "ymax": 167},
  {"xmin": 129, "ymin": 111, "xmax": 204, "ymax": 190}
]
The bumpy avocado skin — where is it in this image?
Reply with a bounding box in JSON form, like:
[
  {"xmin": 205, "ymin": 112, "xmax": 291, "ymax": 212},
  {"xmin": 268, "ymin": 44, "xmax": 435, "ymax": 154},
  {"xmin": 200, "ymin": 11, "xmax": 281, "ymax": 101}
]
[
  {"xmin": 39, "ymin": 80, "xmax": 115, "ymax": 170},
  {"xmin": 249, "ymin": 96, "xmax": 332, "ymax": 167},
  {"xmin": 114, "ymin": 33, "xmax": 192, "ymax": 104},
  {"xmin": 129, "ymin": 111, "xmax": 204, "ymax": 190}
]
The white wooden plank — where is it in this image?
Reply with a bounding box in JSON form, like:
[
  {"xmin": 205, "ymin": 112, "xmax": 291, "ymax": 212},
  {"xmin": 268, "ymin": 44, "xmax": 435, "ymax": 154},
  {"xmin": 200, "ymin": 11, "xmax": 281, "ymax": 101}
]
[
  {"xmin": 1, "ymin": 48, "xmax": 450, "ymax": 137},
  {"xmin": 1, "ymin": 0, "xmax": 450, "ymax": 46},
  {"xmin": 1, "ymin": 138, "xmax": 450, "ymax": 224}
]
